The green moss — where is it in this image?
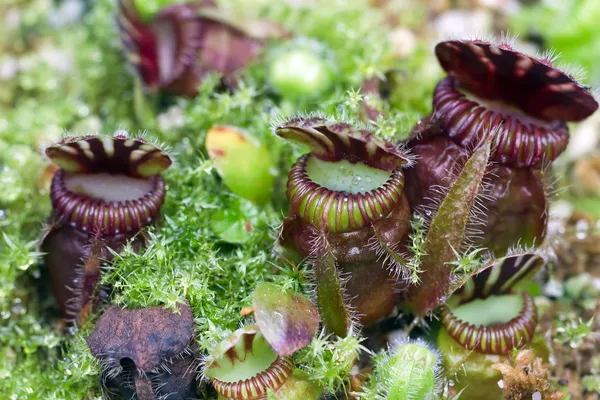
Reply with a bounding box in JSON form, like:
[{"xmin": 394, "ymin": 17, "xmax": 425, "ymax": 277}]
[{"xmin": 295, "ymin": 331, "xmax": 363, "ymax": 394}]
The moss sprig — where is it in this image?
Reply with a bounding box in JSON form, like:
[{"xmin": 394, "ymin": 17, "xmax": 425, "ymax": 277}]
[{"xmin": 295, "ymin": 330, "xmax": 365, "ymax": 395}]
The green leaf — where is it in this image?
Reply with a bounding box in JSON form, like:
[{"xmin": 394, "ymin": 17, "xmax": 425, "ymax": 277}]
[
  {"xmin": 312, "ymin": 232, "xmax": 351, "ymax": 337},
  {"xmin": 405, "ymin": 142, "xmax": 491, "ymax": 315},
  {"xmin": 205, "ymin": 125, "xmax": 275, "ymax": 205}
]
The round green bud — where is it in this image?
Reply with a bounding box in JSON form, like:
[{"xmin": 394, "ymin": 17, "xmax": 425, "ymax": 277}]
[
  {"xmin": 377, "ymin": 340, "xmax": 440, "ymax": 400},
  {"xmin": 269, "ymin": 45, "xmax": 334, "ymax": 99}
]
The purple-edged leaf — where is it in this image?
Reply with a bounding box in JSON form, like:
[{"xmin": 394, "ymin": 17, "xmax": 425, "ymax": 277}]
[
  {"xmin": 253, "ymin": 282, "xmax": 319, "ymax": 356},
  {"xmin": 198, "ymin": 18, "xmax": 264, "ymax": 83},
  {"xmin": 450, "ymin": 252, "xmax": 545, "ymax": 303},
  {"xmin": 275, "ymin": 117, "xmax": 411, "ymax": 170},
  {"xmin": 404, "ymin": 141, "xmax": 491, "ymax": 316}
]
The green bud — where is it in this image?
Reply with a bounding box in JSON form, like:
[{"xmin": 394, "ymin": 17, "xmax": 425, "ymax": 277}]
[
  {"xmin": 269, "ymin": 41, "xmax": 334, "ymax": 99},
  {"xmin": 376, "ymin": 340, "xmax": 441, "ymax": 400}
]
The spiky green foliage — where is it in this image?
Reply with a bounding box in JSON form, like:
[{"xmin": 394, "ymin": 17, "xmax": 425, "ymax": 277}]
[
  {"xmin": 359, "ymin": 340, "xmax": 441, "ymax": 400},
  {"xmin": 296, "ymin": 330, "xmax": 364, "ymax": 395},
  {"xmin": 582, "ymin": 375, "xmax": 600, "ymax": 394},
  {"xmin": 447, "ymin": 247, "xmax": 487, "ymax": 276},
  {"xmin": 403, "ymin": 214, "xmax": 428, "ymax": 284},
  {"xmin": 554, "ymin": 317, "xmax": 595, "ymax": 348}
]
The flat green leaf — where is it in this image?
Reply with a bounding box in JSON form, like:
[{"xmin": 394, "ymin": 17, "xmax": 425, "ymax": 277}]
[{"xmin": 206, "ymin": 125, "xmax": 274, "ymax": 205}]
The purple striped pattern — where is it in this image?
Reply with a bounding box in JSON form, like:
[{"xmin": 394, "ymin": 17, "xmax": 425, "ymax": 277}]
[
  {"xmin": 453, "ymin": 253, "xmax": 545, "ymax": 303},
  {"xmin": 45, "ymin": 135, "xmax": 172, "ymax": 178},
  {"xmin": 276, "ymin": 117, "xmax": 411, "ymax": 171},
  {"xmin": 435, "ymin": 40, "xmax": 598, "ymax": 123}
]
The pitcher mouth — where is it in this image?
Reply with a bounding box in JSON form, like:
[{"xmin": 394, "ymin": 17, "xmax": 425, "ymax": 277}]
[
  {"xmin": 431, "ymin": 39, "xmax": 598, "ymax": 168},
  {"xmin": 50, "ymin": 170, "xmax": 166, "ymax": 235},
  {"xmin": 45, "ymin": 134, "xmax": 172, "ymax": 235},
  {"xmin": 210, "ymin": 356, "xmax": 293, "ymax": 400},
  {"xmin": 434, "ymin": 40, "xmax": 598, "ymax": 123},
  {"xmin": 287, "ymin": 153, "xmax": 405, "ymax": 232},
  {"xmin": 440, "ymin": 292, "xmax": 538, "ymax": 355},
  {"xmin": 117, "ymin": 0, "xmax": 208, "ymax": 89},
  {"xmin": 205, "ymin": 327, "xmax": 294, "ymax": 400},
  {"xmin": 276, "ymin": 117, "xmax": 410, "ymax": 233},
  {"xmin": 433, "ymin": 76, "xmax": 569, "ymax": 168}
]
